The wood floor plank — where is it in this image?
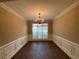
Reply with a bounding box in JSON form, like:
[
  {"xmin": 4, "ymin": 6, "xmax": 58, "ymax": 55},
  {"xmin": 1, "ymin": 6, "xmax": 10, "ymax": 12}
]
[{"xmin": 12, "ymin": 41, "xmax": 71, "ymax": 59}]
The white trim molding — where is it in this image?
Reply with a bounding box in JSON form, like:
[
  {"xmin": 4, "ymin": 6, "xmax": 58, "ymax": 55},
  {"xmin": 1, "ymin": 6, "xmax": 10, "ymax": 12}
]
[
  {"xmin": 55, "ymin": 0, "xmax": 79, "ymax": 19},
  {"xmin": 53, "ymin": 34, "xmax": 79, "ymax": 59},
  {"xmin": 0, "ymin": 35, "xmax": 28, "ymax": 59},
  {"xmin": 0, "ymin": 3, "xmax": 25, "ymax": 20}
]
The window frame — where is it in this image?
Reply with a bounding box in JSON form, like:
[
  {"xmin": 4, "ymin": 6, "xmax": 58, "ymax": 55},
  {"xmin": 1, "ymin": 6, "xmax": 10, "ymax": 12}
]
[{"xmin": 32, "ymin": 23, "xmax": 48, "ymax": 39}]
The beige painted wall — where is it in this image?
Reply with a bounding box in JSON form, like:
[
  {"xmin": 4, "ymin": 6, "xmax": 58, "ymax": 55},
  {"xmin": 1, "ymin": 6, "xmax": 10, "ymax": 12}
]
[
  {"xmin": 53, "ymin": 5, "xmax": 79, "ymax": 44},
  {"xmin": 27, "ymin": 20, "xmax": 53, "ymax": 41},
  {"xmin": 0, "ymin": 6, "xmax": 27, "ymax": 46}
]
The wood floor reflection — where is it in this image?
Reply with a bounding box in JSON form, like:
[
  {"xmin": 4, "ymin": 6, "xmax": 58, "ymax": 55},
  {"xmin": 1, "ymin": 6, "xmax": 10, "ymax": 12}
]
[{"xmin": 12, "ymin": 41, "xmax": 71, "ymax": 59}]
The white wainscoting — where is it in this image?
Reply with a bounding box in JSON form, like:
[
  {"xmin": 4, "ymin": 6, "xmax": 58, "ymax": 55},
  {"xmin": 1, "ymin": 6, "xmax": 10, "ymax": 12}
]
[
  {"xmin": 0, "ymin": 36, "xmax": 28, "ymax": 59},
  {"xmin": 53, "ymin": 35, "xmax": 79, "ymax": 59},
  {"xmin": 0, "ymin": 48, "xmax": 3, "ymax": 59}
]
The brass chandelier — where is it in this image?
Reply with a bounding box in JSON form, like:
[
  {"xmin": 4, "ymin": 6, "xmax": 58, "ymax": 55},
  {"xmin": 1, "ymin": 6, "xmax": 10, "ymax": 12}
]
[{"xmin": 35, "ymin": 13, "xmax": 44, "ymax": 24}]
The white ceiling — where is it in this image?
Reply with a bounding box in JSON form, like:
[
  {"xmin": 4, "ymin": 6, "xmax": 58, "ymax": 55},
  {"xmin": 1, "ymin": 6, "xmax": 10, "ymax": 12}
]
[{"xmin": 3, "ymin": 0, "xmax": 78, "ymax": 20}]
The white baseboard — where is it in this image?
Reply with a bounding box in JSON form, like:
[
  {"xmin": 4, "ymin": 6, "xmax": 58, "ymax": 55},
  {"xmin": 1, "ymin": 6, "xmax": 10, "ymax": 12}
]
[{"xmin": 53, "ymin": 34, "xmax": 79, "ymax": 59}]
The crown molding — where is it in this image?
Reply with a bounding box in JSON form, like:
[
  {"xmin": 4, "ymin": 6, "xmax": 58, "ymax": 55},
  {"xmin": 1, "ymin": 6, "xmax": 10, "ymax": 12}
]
[
  {"xmin": 55, "ymin": 0, "xmax": 79, "ymax": 20},
  {"xmin": 0, "ymin": 3, "xmax": 25, "ymax": 20}
]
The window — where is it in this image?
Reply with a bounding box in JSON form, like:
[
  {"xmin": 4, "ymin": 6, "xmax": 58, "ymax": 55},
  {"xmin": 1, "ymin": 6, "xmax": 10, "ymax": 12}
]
[{"xmin": 32, "ymin": 23, "xmax": 48, "ymax": 39}]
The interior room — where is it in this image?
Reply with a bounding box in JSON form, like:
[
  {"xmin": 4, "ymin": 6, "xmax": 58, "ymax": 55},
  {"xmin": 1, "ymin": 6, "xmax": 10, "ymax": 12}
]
[{"xmin": 0, "ymin": 0, "xmax": 79, "ymax": 59}]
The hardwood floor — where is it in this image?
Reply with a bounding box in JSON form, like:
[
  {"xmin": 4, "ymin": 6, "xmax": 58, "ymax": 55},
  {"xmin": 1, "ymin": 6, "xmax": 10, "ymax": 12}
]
[{"xmin": 12, "ymin": 41, "xmax": 71, "ymax": 59}]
